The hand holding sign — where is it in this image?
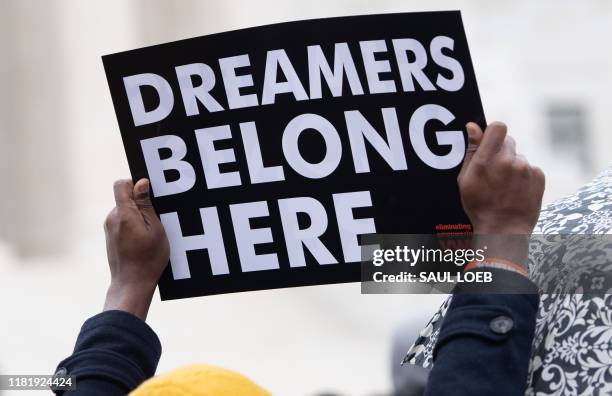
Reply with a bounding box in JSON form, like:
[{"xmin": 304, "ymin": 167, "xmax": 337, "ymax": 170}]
[
  {"xmin": 103, "ymin": 179, "xmax": 169, "ymax": 319},
  {"xmin": 458, "ymin": 121, "xmax": 545, "ymax": 271},
  {"xmin": 458, "ymin": 122, "xmax": 545, "ymax": 235}
]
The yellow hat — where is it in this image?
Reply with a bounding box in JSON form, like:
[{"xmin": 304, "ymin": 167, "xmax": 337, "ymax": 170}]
[{"xmin": 130, "ymin": 364, "xmax": 272, "ymax": 396}]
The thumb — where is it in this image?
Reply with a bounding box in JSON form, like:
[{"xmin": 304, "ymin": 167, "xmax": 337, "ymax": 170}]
[
  {"xmin": 459, "ymin": 122, "xmax": 483, "ymax": 177},
  {"xmin": 133, "ymin": 178, "xmax": 157, "ymax": 223}
]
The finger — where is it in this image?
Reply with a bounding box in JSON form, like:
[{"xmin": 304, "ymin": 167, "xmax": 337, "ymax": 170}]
[
  {"xmin": 113, "ymin": 179, "xmax": 134, "ymax": 206},
  {"xmin": 501, "ymin": 135, "xmax": 516, "ymax": 159},
  {"xmin": 459, "ymin": 122, "xmax": 483, "ymax": 177},
  {"xmin": 532, "ymin": 166, "xmax": 546, "ymax": 196},
  {"xmin": 133, "ymin": 178, "xmax": 157, "ymax": 224},
  {"xmin": 473, "ymin": 121, "xmax": 508, "ymax": 163},
  {"xmin": 512, "ymin": 156, "xmax": 531, "ymax": 177}
]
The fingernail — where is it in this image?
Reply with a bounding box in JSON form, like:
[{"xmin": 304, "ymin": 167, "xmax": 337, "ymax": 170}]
[
  {"xmin": 142, "ymin": 179, "xmax": 150, "ymax": 195},
  {"xmin": 135, "ymin": 178, "xmax": 150, "ymax": 198}
]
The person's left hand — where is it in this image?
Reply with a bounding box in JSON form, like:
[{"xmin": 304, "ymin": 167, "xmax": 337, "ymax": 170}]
[{"xmin": 103, "ymin": 178, "xmax": 169, "ymax": 320}]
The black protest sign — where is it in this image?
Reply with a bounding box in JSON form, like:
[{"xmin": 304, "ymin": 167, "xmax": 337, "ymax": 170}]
[{"xmin": 102, "ymin": 11, "xmax": 485, "ymax": 300}]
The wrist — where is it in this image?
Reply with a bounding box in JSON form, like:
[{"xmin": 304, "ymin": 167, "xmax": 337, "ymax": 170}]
[
  {"xmin": 473, "ymin": 223, "xmax": 533, "ymax": 235},
  {"xmin": 471, "ymin": 234, "xmax": 529, "ymax": 270},
  {"xmin": 103, "ymin": 281, "xmax": 156, "ymax": 321},
  {"xmin": 465, "ymin": 257, "xmax": 529, "ymax": 277}
]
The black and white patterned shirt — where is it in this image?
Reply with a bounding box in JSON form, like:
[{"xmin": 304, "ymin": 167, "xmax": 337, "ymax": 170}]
[{"xmin": 404, "ymin": 165, "xmax": 612, "ymax": 395}]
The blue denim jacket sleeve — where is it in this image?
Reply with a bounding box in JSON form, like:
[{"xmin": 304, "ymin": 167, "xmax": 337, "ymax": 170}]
[
  {"xmin": 53, "ymin": 310, "xmax": 161, "ymax": 395},
  {"xmin": 424, "ymin": 268, "xmax": 539, "ymax": 396}
]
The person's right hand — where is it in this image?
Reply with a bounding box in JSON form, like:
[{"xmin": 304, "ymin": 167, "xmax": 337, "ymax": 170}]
[{"xmin": 458, "ymin": 121, "xmax": 545, "ymax": 235}]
